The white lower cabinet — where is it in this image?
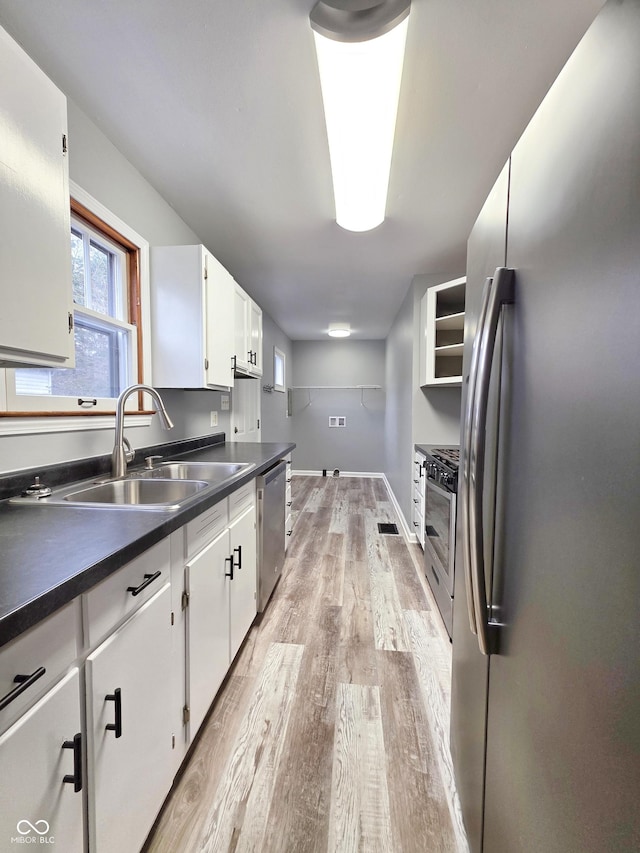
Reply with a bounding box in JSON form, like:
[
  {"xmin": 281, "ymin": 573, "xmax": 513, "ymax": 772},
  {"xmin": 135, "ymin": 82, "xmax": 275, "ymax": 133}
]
[
  {"xmin": 0, "ymin": 474, "xmax": 264, "ymax": 851},
  {"xmin": 284, "ymin": 453, "xmax": 293, "ymax": 550},
  {"xmin": 0, "ymin": 668, "xmax": 83, "ymax": 851},
  {"xmin": 413, "ymin": 450, "xmax": 426, "ymax": 548},
  {"xmin": 228, "ymin": 504, "xmax": 257, "ymax": 661},
  {"xmin": 184, "ymin": 497, "xmax": 257, "ymax": 739},
  {"xmin": 85, "ymin": 583, "xmax": 173, "ymax": 853},
  {"xmin": 186, "ymin": 528, "xmax": 231, "ymax": 735}
]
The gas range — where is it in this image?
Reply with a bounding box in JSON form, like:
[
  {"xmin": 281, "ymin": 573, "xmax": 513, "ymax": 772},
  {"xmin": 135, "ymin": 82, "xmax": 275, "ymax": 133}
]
[{"xmin": 423, "ymin": 446, "xmax": 459, "ymax": 493}]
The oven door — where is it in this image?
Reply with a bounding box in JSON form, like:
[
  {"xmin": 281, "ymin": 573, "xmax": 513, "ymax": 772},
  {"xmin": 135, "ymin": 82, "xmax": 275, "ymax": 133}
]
[{"xmin": 424, "ymin": 477, "xmax": 456, "ymax": 597}]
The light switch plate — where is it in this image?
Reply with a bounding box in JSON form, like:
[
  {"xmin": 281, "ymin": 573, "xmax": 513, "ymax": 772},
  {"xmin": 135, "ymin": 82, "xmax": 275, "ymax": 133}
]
[{"xmin": 221, "ymin": 395, "xmax": 230, "ymax": 411}]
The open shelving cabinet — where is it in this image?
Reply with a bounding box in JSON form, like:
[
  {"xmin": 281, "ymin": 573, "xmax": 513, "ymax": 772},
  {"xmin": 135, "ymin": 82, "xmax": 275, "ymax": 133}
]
[{"xmin": 420, "ymin": 276, "xmax": 466, "ymax": 387}]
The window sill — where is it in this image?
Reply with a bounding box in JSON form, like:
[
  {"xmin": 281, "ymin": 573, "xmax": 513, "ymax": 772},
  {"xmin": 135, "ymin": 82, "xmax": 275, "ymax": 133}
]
[{"xmin": 0, "ymin": 413, "xmax": 153, "ymax": 436}]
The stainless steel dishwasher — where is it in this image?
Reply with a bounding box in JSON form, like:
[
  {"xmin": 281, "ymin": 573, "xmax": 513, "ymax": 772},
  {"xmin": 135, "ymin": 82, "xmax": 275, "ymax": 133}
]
[{"xmin": 257, "ymin": 459, "xmax": 287, "ymax": 612}]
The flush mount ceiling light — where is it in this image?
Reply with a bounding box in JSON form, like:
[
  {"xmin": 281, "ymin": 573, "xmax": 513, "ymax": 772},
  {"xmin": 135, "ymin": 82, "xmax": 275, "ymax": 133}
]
[
  {"xmin": 310, "ymin": 0, "xmax": 410, "ymax": 233},
  {"xmin": 328, "ymin": 323, "xmax": 351, "ymax": 337}
]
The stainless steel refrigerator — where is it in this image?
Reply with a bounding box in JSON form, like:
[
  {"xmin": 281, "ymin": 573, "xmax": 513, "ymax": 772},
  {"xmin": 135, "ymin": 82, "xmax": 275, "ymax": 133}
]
[{"xmin": 450, "ymin": 2, "xmax": 640, "ymax": 851}]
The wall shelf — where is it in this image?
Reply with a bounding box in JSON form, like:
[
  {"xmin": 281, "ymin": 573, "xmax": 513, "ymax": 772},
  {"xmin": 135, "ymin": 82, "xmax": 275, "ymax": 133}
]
[
  {"xmin": 291, "ymin": 385, "xmax": 382, "ymax": 408},
  {"xmin": 291, "ymin": 385, "xmax": 382, "ymax": 390},
  {"xmin": 420, "ymin": 277, "xmax": 466, "ymax": 387}
]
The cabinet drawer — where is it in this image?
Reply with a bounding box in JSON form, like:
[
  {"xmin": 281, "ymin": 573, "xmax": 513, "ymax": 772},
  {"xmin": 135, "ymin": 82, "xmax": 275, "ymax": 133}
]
[
  {"xmin": 185, "ymin": 499, "xmax": 229, "ymax": 559},
  {"xmin": 228, "ymin": 480, "xmax": 255, "ymax": 522},
  {"xmin": 84, "ymin": 538, "xmax": 171, "ymax": 648},
  {"xmin": 0, "ymin": 600, "xmax": 79, "ymax": 733}
]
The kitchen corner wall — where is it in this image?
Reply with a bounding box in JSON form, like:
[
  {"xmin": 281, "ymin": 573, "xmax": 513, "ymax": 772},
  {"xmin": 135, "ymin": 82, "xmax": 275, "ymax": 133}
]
[
  {"xmin": 0, "ymin": 99, "xmax": 289, "ymax": 475},
  {"xmin": 291, "ymin": 340, "xmax": 385, "ymax": 473},
  {"xmin": 260, "ymin": 313, "xmax": 293, "ymax": 445},
  {"xmin": 384, "ymin": 274, "xmax": 464, "ymax": 528}
]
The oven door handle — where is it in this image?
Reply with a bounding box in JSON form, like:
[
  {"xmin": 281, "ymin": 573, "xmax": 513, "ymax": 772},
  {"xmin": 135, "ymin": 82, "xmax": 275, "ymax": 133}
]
[
  {"xmin": 467, "ymin": 267, "xmax": 514, "ymax": 656},
  {"xmin": 425, "ymin": 476, "xmax": 454, "ymax": 501}
]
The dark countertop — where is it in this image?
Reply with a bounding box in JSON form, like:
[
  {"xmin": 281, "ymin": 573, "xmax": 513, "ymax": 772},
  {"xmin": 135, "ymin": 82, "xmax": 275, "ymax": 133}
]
[{"xmin": 0, "ymin": 439, "xmax": 294, "ymax": 650}]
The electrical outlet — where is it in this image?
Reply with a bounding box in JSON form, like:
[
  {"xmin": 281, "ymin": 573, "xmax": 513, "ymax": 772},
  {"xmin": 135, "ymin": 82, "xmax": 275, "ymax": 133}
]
[
  {"xmin": 210, "ymin": 411, "xmax": 218, "ymax": 427},
  {"xmin": 221, "ymin": 395, "xmax": 230, "ymax": 411}
]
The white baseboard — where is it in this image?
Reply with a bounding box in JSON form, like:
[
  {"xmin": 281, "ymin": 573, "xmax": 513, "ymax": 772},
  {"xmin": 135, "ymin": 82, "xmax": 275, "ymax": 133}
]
[{"xmin": 381, "ymin": 475, "xmax": 416, "ymax": 544}]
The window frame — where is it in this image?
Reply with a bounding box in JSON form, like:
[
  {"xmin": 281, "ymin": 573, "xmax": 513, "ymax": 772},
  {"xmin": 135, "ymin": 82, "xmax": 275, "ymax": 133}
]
[
  {"xmin": 0, "ymin": 183, "xmax": 153, "ymax": 428},
  {"xmin": 273, "ymin": 346, "xmax": 286, "ymax": 393}
]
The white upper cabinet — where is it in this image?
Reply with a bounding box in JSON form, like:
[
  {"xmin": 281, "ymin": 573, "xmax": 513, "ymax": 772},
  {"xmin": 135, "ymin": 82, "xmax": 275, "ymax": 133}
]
[
  {"xmin": 420, "ymin": 277, "xmax": 466, "ymax": 387},
  {"xmin": 150, "ymin": 244, "xmax": 235, "ymax": 390},
  {"xmin": 233, "ymin": 281, "xmax": 262, "ymax": 377},
  {"xmin": 249, "ymin": 298, "xmax": 263, "ymax": 376},
  {"xmin": 0, "ymin": 25, "xmax": 75, "ymax": 368}
]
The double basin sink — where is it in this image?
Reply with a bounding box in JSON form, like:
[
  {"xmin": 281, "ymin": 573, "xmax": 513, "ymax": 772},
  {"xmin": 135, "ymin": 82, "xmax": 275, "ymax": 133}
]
[{"xmin": 14, "ymin": 461, "xmax": 254, "ymax": 511}]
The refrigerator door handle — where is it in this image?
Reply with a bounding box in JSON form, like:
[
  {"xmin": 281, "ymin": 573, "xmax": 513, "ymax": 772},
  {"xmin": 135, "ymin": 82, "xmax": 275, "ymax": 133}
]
[
  {"xmin": 468, "ymin": 266, "xmax": 515, "ymax": 655},
  {"xmin": 461, "ymin": 275, "xmax": 493, "ymax": 637}
]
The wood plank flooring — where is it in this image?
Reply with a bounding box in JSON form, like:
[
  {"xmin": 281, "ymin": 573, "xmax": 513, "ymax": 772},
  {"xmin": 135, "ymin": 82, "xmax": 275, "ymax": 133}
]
[{"xmin": 144, "ymin": 476, "xmax": 469, "ymax": 853}]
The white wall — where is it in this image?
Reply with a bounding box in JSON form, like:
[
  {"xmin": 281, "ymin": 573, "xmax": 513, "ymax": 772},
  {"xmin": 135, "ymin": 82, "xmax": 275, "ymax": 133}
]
[
  {"xmin": 384, "ymin": 274, "xmax": 464, "ymax": 526},
  {"xmin": 260, "ymin": 313, "xmax": 294, "ymax": 445},
  {"xmin": 291, "ymin": 340, "xmax": 385, "ymax": 473}
]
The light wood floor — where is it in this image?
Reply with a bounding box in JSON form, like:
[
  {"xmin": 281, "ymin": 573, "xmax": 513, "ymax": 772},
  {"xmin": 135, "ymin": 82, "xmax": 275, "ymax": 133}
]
[{"xmin": 144, "ymin": 476, "xmax": 469, "ymax": 853}]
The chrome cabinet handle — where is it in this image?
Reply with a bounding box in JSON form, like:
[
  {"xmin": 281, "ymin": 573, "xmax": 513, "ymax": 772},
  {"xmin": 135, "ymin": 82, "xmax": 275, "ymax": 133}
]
[
  {"xmin": 467, "ymin": 267, "xmax": 514, "ymax": 655},
  {"xmin": 461, "ymin": 276, "xmax": 493, "ymax": 638},
  {"xmin": 0, "ymin": 666, "xmax": 46, "ymax": 711}
]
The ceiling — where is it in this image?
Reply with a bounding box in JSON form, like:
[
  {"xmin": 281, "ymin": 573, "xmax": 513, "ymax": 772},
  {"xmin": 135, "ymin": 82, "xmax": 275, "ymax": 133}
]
[{"xmin": 0, "ymin": 0, "xmax": 604, "ymax": 340}]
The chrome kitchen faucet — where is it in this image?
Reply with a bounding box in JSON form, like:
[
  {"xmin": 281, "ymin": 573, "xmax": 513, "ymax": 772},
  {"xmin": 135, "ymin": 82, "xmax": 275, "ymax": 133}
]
[{"xmin": 111, "ymin": 384, "xmax": 174, "ymax": 478}]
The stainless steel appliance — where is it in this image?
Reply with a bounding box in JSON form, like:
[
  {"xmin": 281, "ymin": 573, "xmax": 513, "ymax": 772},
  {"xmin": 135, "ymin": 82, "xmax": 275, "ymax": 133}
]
[
  {"xmin": 450, "ymin": 3, "xmax": 640, "ymax": 851},
  {"xmin": 422, "ymin": 446, "xmax": 459, "ymax": 640},
  {"xmin": 256, "ymin": 459, "xmax": 286, "ymax": 612}
]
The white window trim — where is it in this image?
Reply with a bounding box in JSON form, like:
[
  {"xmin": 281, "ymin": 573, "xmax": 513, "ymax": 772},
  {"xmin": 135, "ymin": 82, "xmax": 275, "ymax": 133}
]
[
  {"xmin": 0, "ymin": 182, "xmax": 153, "ymax": 436},
  {"xmin": 0, "ymin": 414, "xmax": 152, "ymax": 436},
  {"xmin": 273, "ymin": 346, "xmax": 286, "ymax": 393}
]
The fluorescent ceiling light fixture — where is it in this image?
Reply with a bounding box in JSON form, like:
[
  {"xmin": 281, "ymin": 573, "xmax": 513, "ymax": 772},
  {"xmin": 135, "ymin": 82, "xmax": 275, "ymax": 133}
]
[
  {"xmin": 328, "ymin": 323, "xmax": 351, "ymax": 337},
  {"xmin": 310, "ymin": 0, "xmax": 410, "ymax": 232}
]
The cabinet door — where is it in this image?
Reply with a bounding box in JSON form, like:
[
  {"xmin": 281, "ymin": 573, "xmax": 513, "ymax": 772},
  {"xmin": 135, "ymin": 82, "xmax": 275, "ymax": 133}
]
[
  {"xmin": 233, "ymin": 283, "xmax": 251, "ymax": 373},
  {"xmin": 186, "ymin": 528, "xmax": 231, "ymax": 736},
  {"xmin": 249, "ymin": 299, "xmax": 263, "ymax": 376},
  {"xmin": 150, "ymin": 244, "xmax": 207, "ymax": 388},
  {"xmin": 0, "ymin": 26, "xmax": 74, "ymax": 367},
  {"xmin": 228, "ymin": 504, "xmax": 257, "ymax": 661},
  {"xmin": 86, "ymin": 583, "xmax": 173, "ymax": 853},
  {"xmin": 205, "ymin": 251, "xmax": 235, "ymax": 389},
  {"xmin": 0, "ymin": 668, "xmax": 83, "ymax": 852}
]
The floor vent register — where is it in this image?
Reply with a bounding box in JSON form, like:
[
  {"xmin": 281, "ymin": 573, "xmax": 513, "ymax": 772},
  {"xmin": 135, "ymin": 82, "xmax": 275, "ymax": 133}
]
[{"xmin": 377, "ymin": 522, "xmax": 399, "ymax": 535}]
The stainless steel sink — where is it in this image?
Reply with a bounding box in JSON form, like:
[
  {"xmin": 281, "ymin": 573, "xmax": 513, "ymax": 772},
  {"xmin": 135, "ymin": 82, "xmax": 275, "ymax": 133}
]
[
  {"xmin": 60, "ymin": 478, "xmax": 209, "ymax": 507},
  {"xmin": 10, "ymin": 476, "xmax": 210, "ymax": 510},
  {"xmin": 9, "ymin": 459, "xmax": 254, "ymax": 510},
  {"xmin": 131, "ymin": 461, "xmax": 253, "ymax": 484}
]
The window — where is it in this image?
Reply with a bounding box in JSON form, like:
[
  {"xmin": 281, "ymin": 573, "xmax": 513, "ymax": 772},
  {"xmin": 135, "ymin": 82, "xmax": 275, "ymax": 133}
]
[
  {"xmin": 273, "ymin": 347, "xmax": 286, "ymax": 393},
  {"xmin": 2, "ymin": 193, "xmax": 146, "ymax": 416}
]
